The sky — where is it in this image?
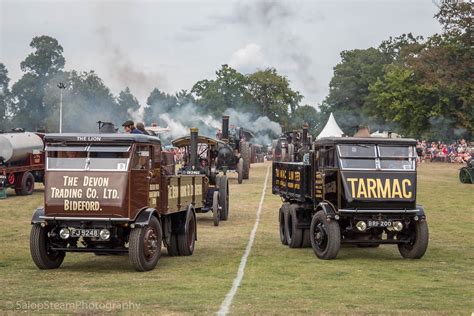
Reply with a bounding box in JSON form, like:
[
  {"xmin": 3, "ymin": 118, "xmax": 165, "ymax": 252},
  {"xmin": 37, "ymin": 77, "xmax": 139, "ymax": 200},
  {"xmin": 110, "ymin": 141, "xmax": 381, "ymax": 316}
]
[{"xmin": 0, "ymin": 0, "xmax": 442, "ymax": 107}]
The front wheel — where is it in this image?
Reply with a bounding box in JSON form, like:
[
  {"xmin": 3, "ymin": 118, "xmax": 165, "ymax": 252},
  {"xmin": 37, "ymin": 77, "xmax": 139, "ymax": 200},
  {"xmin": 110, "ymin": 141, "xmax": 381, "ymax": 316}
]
[
  {"xmin": 30, "ymin": 224, "xmax": 65, "ymax": 269},
  {"xmin": 129, "ymin": 216, "xmax": 162, "ymax": 272},
  {"xmin": 398, "ymin": 220, "xmax": 429, "ymax": 259},
  {"xmin": 177, "ymin": 207, "xmax": 196, "ymax": 256},
  {"xmin": 310, "ymin": 211, "xmax": 341, "ymax": 259},
  {"xmin": 212, "ymin": 191, "xmax": 220, "ymax": 227},
  {"xmin": 219, "ymin": 176, "xmax": 229, "ymax": 221}
]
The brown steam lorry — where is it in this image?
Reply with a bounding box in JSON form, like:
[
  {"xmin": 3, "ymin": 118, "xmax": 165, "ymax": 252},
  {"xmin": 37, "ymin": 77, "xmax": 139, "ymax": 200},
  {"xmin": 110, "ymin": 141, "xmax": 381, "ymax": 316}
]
[
  {"xmin": 30, "ymin": 130, "xmax": 226, "ymax": 271},
  {"xmin": 0, "ymin": 129, "xmax": 45, "ymax": 198},
  {"xmin": 273, "ymin": 132, "xmax": 429, "ymax": 260}
]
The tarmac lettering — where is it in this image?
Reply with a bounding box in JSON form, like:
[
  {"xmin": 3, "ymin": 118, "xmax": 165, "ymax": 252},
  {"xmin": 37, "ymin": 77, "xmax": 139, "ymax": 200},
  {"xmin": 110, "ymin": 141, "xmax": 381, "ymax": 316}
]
[{"xmin": 347, "ymin": 177, "xmax": 412, "ymax": 199}]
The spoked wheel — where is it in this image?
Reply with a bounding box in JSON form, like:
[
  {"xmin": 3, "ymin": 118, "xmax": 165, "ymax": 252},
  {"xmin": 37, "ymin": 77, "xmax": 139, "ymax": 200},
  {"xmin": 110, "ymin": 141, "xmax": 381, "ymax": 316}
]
[
  {"xmin": 237, "ymin": 158, "xmax": 244, "ymax": 184},
  {"xmin": 310, "ymin": 211, "xmax": 341, "ymax": 259},
  {"xmin": 219, "ymin": 176, "xmax": 229, "ymax": 221},
  {"xmin": 177, "ymin": 206, "xmax": 196, "ymax": 256},
  {"xmin": 213, "ymin": 191, "xmax": 220, "ymax": 226},
  {"xmin": 30, "ymin": 224, "xmax": 65, "ymax": 269},
  {"xmin": 129, "ymin": 216, "xmax": 162, "ymax": 271},
  {"xmin": 279, "ymin": 204, "xmax": 289, "ymax": 245},
  {"xmin": 398, "ymin": 220, "xmax": 429, "ymax": 259}
]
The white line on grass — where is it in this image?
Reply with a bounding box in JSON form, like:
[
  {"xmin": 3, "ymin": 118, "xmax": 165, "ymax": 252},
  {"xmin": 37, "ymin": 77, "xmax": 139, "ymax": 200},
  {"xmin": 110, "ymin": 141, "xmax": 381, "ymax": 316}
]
[{"xmin": 217, "ymin": 165, "xmax": 271, "ymax": 316}]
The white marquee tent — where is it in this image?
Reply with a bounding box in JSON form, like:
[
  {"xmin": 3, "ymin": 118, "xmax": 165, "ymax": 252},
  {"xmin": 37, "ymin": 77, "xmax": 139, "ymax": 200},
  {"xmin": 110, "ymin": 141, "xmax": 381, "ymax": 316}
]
[{"xmin": 317, "ymin": 113, "xmax": 344, "ymax": 139}]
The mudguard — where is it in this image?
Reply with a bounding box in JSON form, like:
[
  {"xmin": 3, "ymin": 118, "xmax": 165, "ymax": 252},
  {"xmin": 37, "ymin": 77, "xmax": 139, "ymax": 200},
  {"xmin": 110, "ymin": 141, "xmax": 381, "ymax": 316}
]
[
  {"xmin": 315, "ymin": 202, "xmax": 337, "ymax": 219},
  {"xmin": 134, "ymin": 208, "xmax": 159, "ymax": 227},
  {"xmin": 415, "ymin": 204, "xmax": 427, "ymax": 219},
  {"xmin": 31, "ymin": 207, "xmax": 45, "ymax": 224}
]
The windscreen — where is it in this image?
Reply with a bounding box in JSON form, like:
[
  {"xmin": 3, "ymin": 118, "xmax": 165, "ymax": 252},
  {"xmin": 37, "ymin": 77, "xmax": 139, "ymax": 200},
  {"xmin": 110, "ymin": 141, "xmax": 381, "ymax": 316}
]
[
  {"xmin": 337, "ymin": 144, "xmax": 415, "ymax": 171},
  {"xmin": 46, "ymin": 145, "xmax": 131, "ymax": 171}
]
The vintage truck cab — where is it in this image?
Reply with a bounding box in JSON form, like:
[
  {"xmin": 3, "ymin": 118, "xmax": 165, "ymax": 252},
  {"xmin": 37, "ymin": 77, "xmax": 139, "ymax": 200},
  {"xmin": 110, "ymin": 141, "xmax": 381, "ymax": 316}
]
[
  {"xmin": 273, "ymin": 136, "xmax": 429, "ymax": 260},
  {"xmin": 30, "ymin": 133, "xmax": 204, "ymax": 271}
]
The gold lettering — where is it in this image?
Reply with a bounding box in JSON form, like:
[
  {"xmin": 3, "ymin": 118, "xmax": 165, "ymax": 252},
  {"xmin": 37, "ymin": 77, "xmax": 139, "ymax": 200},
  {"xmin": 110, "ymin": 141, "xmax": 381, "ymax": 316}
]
[
  {"xmin": 347, "ymin": 178, "xmax": 358, "ymax": 198},
  {"xmin": 367, "ymin": 178, "xmax": 376, "ymax": 198},
  {"xmin": 357, "ymin": 178, "xmax": 367, "ymax": 198},
  {"xmin": 402, "ymin": 179, "xmax": 412, "ymax": 198},
  {"xmin": 392, "ymin": 179, "xmax": 402, "ymax": 198},
  {"xmin": 376, "ymin": 178, "xmax": 391, "ymax": 198}
]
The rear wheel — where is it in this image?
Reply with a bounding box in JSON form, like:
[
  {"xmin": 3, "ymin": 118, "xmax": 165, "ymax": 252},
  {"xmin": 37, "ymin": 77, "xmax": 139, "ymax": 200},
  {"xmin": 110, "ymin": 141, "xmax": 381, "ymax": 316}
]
[
  {"xmin": 310, "ymin": 211, "xmax": 341, "ymax": 259},
  {"xmin": 16, "ymin": 172, "xmax": 35, "ymax": 196},
  {"xmin": 30, "ymin": 224, "xmax": 65, "ymax": 269},
  {"xmin": 177, "ymin": 207, "xmax": 196, "ymax": 256},
  {"xmin": 219, "ymin": 176, "xmax": 229, "ymax": 220},
  {"xmin": 212, "ymin": 191, "xmax": 220, "ymax": 226},
  {"xmin": 237, "ymin": 158, "xmax": 243, "ymax": 184},
  {"xmin": 129, "ymin": 216, "xmax": 162, "ymax": 271},
  {"xmin": 398, "ymin": 220, "xmax": 429, "ymax": 259},
  {"xmin": 285, "ymin": 204, "xmax": 304, "ymax": 248},
  {"xmin": 241, "ymin": 141, "xmax": 250, "ymax": 179},
  {"xmin": 167, "ymin": 234, "xmax": 180, "ymax": 256},
  {"xmin": 279, "ymin": 204, "xmax": 289, "ymax": 245}
]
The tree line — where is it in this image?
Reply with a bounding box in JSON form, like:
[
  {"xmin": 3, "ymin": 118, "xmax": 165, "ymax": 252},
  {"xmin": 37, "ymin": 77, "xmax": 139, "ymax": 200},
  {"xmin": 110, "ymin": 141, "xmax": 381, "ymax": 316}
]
[{"xmin": 0, "ymin": 2, "xmax": 471, "ymax": 140}]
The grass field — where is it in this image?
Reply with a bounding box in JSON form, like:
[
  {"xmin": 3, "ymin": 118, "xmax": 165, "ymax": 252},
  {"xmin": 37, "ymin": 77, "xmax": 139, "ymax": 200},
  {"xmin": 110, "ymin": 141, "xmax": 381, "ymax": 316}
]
[{"xmin": 1, "ymin": 162, "xmax": 473, "ymax": 314}]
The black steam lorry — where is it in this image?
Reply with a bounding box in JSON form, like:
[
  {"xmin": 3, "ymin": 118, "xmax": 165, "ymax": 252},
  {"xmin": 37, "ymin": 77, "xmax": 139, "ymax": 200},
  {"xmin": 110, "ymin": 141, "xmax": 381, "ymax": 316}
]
[
  {"xmin": 216, "ymin": 116, "xmax": 252, "ymax": 184},
  {"xmin": 273, "ymin": 133, "xmax": 429, "ymax": 259}
]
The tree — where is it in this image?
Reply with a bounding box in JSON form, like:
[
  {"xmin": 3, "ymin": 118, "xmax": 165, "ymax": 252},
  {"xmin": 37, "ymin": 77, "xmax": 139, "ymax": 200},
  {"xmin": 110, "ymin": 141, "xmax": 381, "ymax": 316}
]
[
  {"xmin": 0, "ymin": 63, "xmax": 11, "ymax": 129},
  {"xmin": 368, "ymin": 65, "xmax": 441, "ymax": 138},
  {"xmin": 290, "ymin": 105, "xmax": 321, "ymax": 135},
  {"xmin": 11, "ymin": 35, "xmax": 65, "ymax": 131},
  {"xmin": 247, "ymin": 68, "xmax": 302, "ymax": 129},
  {"xmin": 117, "ymin": 87, "xmax": 141, "ymax": 123},
  {"xmin": 20, "ymin": 36, "xmax": 65, "ymax": 77},
  {"xmin": 320, "ymin": 48, "xmax": 393, "ymax": 133},
  {"xmin": 144, "ymin": 88, "xmax": 178, "ymax": 125},
  {"xmin": 41, "ymin": 70, "xmax": 118, "ymax": 132},
  {"xmin": 192, "ymin": 64, "xmax": 250, "ymax": 115}
]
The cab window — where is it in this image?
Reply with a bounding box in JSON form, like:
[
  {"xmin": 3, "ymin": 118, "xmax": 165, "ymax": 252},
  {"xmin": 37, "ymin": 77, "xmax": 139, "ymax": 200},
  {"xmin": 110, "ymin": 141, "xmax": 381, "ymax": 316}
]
[{"xmin": 132, "ymin": 145, "xmax": 150, "ymax": 170}]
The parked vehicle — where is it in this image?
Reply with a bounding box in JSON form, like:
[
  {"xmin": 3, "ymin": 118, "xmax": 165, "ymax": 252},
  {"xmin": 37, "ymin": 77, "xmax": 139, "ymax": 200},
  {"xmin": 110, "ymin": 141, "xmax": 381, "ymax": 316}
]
[{"xmin": 0, "ymin": 129, "xmax": 45, "ymax": 197}]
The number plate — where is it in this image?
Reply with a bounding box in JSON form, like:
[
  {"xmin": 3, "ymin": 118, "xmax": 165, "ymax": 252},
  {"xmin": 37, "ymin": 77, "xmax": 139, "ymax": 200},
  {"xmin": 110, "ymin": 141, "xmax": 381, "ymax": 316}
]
[
  {"xmin": 70, "ymin": 228, "xmax": 100, "ymax": 238},
  {"xmin": 367, "ymin": 220, "xmax": 393, "ymax": 228}
]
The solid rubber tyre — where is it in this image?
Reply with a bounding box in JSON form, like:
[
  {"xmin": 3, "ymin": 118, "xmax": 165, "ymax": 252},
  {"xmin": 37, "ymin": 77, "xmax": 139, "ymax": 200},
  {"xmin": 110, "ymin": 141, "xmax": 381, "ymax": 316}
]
[
  {"xmin": 241, "ymin": 141, "xmax": 250, "ymax": 179},
  {"xmin": 459, "ymin": 167, "xmax": 472, "ymax": 184},
  {"xmin": 310, "ymin": 211, "xmax": 341, "ymax": 259},
  {"xmin": 285, "ymin": 204, "xmax": 304, "ymax": 248},
  {"xmin": 237, "ymin": 158, "xmax": 243, "ymax": 184},
  {"xmin": 177, "ymin": 207, "xmax": 196, "ymax": 256},
  {"xmin": 17, "ymin": 172, "xmax": 35, "ymax": 195},
  {"xmin": 398, "ymin": 220, "xmax": 429, "ymax": 259},
  {"xmin": 219, "ymin": 176, "xmax": 229, "ymax": 220},
  {"xmin": 30, "ymin": 224, "xmax": 65, "ymax": 269},
  {"xmin": 129, "ymin": 216, "xmax": 162, "ymax": 271},
  {"xmin": 167, "ymin": 233, "xmax": 180, "ymax": 256},
  {"xmin": 279, "ymin": 204, "xmax": 289, "ymax": 245},
  {"xmin": 213, "ymin": 191, "xmax": 220, "ymax": 226}
]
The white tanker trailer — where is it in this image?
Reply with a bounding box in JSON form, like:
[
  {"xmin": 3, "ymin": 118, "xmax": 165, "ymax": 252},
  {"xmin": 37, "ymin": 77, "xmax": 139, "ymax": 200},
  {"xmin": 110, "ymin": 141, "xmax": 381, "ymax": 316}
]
[{"xmin": 0, "ymin": 130, "xmax": 45, "ymax": 198}]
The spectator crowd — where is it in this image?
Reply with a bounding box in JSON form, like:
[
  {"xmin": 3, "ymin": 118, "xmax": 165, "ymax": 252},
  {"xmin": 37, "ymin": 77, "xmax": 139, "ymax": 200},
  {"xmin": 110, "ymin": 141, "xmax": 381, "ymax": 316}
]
[{"xmin": 416, "ymin": 139, "xmax": 472, "ymax": 164}]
